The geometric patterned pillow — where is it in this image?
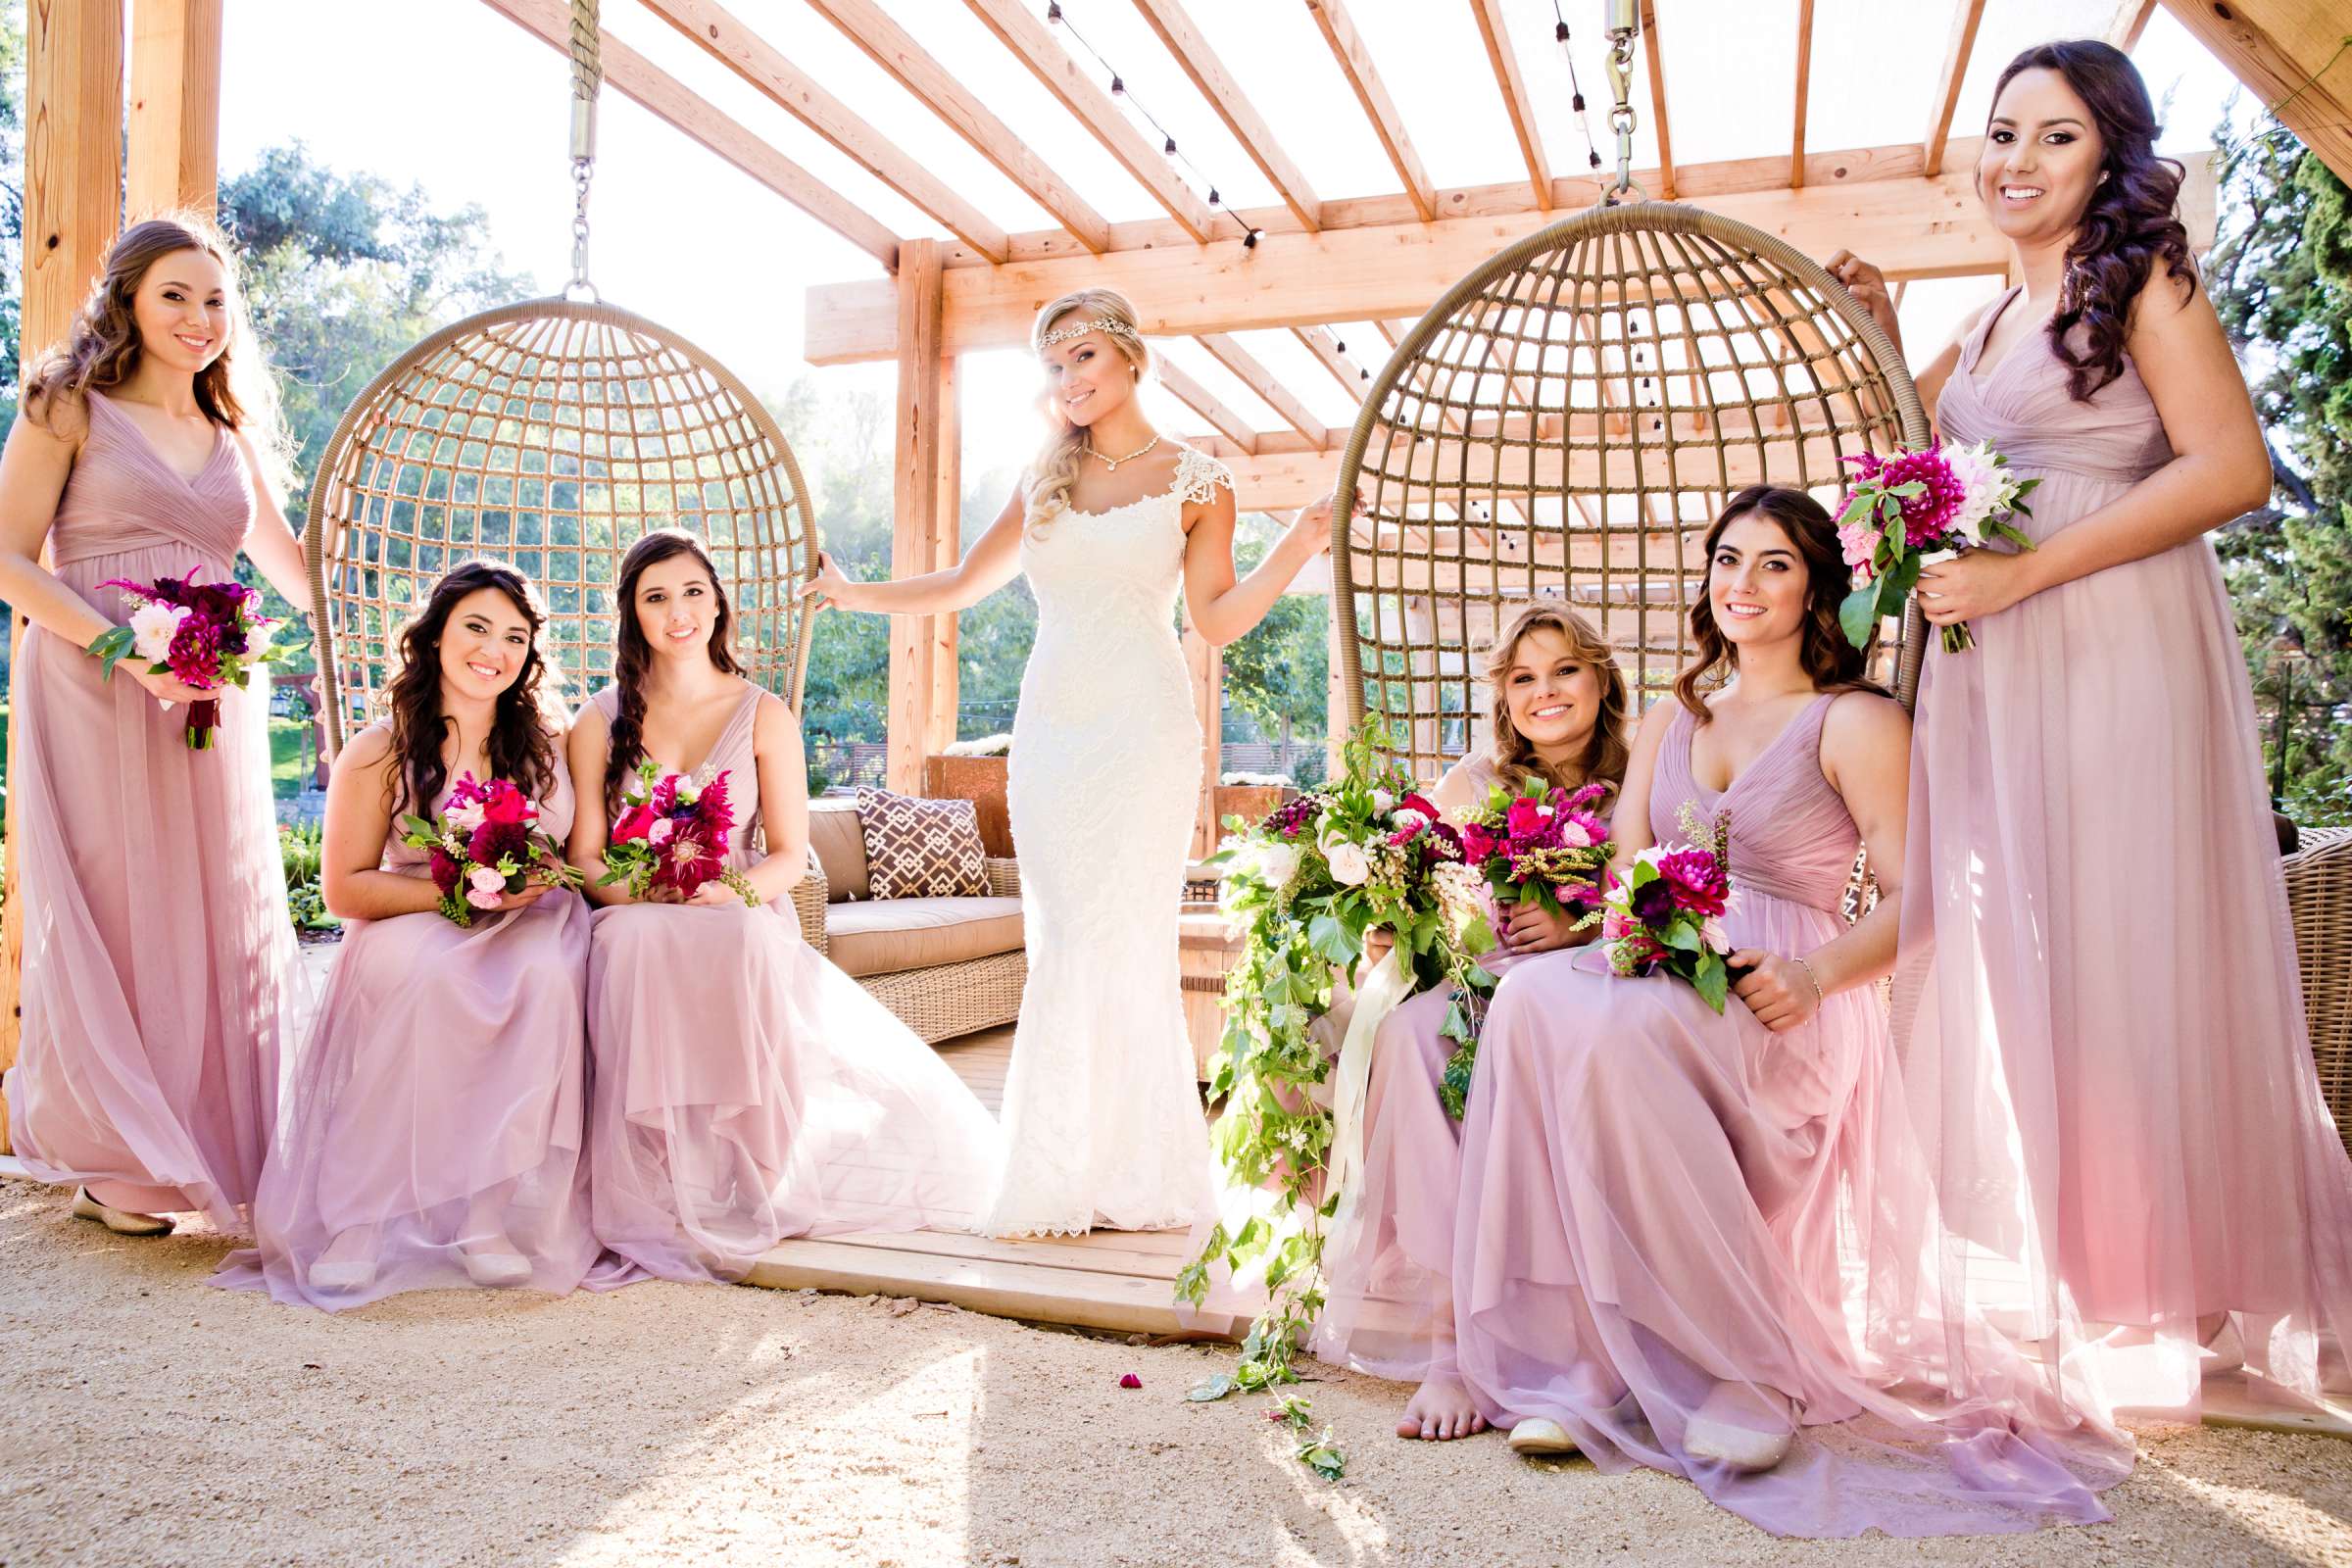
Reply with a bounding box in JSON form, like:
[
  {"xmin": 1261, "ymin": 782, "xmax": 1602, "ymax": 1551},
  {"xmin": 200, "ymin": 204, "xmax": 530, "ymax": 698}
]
[{"xmin": 854, "ymin": 787, "xmax": 990, "ymax": 899}]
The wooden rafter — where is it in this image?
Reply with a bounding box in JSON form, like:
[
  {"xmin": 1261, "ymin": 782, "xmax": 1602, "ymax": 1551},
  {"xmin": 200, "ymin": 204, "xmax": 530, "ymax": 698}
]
[
  {"xmin": 802, "ymin": 0, "xmax": 1111, "ymax": 253},
  {"xmin": 482, "ymin": 0, "xmax": 900, "ymax": 268},
  {"xmin": 126, "ymin": 0, "xmax": 221, "ymax": 219},
  {"xmin": 807, "ymin": 156, "xmax": 2165, "ymax": 361},
  {"xmin": 1790, "ymin": 0, "xmax": 1816, "ymax": 190},
  {"xmin": 1468, "ymin": 0, "xmax": 1551, "ymax": 211},
  {"xmin": 963, "ymin": 0, "xmax": 1217, "ymax": 243},
  {"xmin": 1130, "ymin": 0, "xmax": 1321, "ymax": 231},
  {"xmin": 2106, "ymin": 0, "xmax": 2160, "ymax": 50},
  {"xmin": 934, "ymin": 134, "xmax": 1975, "ymax": 268},
  {"xmin": 1305, "ymin": 0, "xmax": 1435, "ymax": 222},
  {"xmin": 1923, "ymin": 0, "xmax": 1988, "ymax": 178},
  {"xmin": 2159, "ymin": 0, "xmax": 2352, "ymax": 186},
  {"xmin": 1639, "ymin": 1, "xmax": 1675, "ymax": 200},
  {"xmin": 646, "ymin": 0, "xmax": 1007, "ymax": 262},
  {"xmin": 1293, "ymin": 326, "xmax": 1369, "ymax": 401},
  {"xmin": 1198, "ymin": 333, "xmax": 1327, "ymax": 446},
  {"xmin": 1156, "ymin": 358, "xmax": 1259, "ymax": 455}
]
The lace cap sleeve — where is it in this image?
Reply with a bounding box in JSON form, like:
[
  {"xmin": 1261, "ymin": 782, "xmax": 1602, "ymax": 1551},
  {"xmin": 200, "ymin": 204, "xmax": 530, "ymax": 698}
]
[{"xmin": 1172, "ymin": 446, "xmax": 1235, "ymax": 507}]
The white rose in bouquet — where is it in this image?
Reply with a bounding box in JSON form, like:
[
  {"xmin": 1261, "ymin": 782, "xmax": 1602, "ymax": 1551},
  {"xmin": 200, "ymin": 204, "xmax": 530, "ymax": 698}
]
[
  {"xmin": 1326, "ymin": 839, "xmax": 1372, "ymax": 887},
  {"xmin": 127, "ymin": 601, "xmax": 190, "ymax": 662}
]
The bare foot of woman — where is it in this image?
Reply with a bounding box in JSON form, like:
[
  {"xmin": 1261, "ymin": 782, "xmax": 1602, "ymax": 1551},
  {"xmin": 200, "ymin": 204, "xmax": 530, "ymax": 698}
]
[{"xmin": 1397, "ymin": 1375, "xmax": 1490, "ymax": 1440}]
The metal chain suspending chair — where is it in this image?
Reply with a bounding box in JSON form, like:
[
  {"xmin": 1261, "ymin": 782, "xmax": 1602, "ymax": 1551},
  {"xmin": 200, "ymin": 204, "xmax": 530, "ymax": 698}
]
[
  {"xmin": 1331, "ymin": 4, "xmax": 1928, "ymax": 792},
  {"xmin": 302, "ymin": 0, "xmax": 818, "ymax": 762}
]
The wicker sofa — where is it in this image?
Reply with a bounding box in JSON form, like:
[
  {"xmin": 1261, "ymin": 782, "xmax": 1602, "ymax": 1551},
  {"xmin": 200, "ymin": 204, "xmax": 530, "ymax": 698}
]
[
  {"xmin": 792, "ymin": 797, "xmax": 1027, "ymax": 1045},
  {"xmin": 2287, "ymin": 825, "xmax": 2352, "ymax": 1161}
]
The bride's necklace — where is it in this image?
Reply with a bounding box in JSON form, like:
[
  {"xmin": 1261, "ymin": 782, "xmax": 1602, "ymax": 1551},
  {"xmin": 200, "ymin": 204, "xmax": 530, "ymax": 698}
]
[{"xmin": 1084, "ymin": 433, "xmax": 1159, "ymax": 471}]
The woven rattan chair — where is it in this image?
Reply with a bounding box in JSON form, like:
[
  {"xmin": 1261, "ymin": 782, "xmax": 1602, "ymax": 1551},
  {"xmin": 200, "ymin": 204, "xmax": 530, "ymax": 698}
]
[
  {"xmin": 304, "ymin": 298, "xmax": 818, "ymax": 752},
  {"xmin": 1333, "ymin": 202, "xmax": 1927, "ymax": 782},
  {"xmin": 2285, "ymin": 825, "xmax": 2352, "ymax": 1158}
]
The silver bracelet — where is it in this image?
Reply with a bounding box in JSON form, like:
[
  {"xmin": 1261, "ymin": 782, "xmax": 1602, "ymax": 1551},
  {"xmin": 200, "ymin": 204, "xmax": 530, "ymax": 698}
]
[{"xmin": 1794, "ymin": 956, "xmax": 1825, "ymax": 1007}]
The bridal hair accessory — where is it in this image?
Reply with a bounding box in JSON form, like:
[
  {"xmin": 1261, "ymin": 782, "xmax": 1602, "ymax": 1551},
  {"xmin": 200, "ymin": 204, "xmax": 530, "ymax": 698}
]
[{"xmin": 1036, "ymin": 317, "xmax": 1141, "ymax": 351}]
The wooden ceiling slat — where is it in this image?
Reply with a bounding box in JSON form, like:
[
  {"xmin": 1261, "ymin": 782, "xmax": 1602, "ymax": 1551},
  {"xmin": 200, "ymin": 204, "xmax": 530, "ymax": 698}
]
[
  {"xmin": 2106, "ymin": 0, "xmax": 2160, "ymax": 50},
  {"xmin": 645, "ymin": 0, "xmax": 1007, "ymax": 262},
  {"xmin": 1156, "ymin": 358, "xmax": 1259, "ymax": 455},
  {"xmin": 963, "ymin": 0, "xmax": 1218, "ymax": 243},
  {"xmin": 803, "ymin": 0, "xmax": 1113, "ymax": 253},
  {"xmin": 1923, "ymin": 0, "xmax": 1988, "ymax": 178},
  {"xmin": 1468, "ymin": 0, "xmax": 1552, "ymax": 211},
  {"xmin": 2160, "ymin": 0, "xmax": 2352, "ymax": 186},
  {"xmin": 1293, "ymin": 327, "xmax": 1369, "ymax": 402},
  {"xmin": 1790, "ymin": 0, "xmax": 1816, "ymax": 190},
  {"xmin": 1130, "ymin": 0, "xmax": 1322, "ymax": 231},
  {"xmin": 481, "ymin": 0, "xmax": 901, "ymax": 268},
  {"xmin": 1640, "ymin": 1, "xmax": 1676, "ymax": 200},
  {"xmin": 1305, "ymin": 0, "xmax": 1436, "ymax": 222},
  {"xmin": 1199, "ymin": 333, "xmax": 1328, "ymax": 446}
]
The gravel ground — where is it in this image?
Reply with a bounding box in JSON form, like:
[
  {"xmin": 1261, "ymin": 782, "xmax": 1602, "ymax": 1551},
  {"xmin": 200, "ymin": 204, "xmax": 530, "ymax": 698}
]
[{"xmin": 1, "ymin": 1180, "xmax": 2349, "ymax": 1567}]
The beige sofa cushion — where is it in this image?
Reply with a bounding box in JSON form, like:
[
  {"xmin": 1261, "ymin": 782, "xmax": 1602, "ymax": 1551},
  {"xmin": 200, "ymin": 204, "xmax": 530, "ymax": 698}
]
[
  {"xmin": 824, "ymin": 895, "xmax": 1024, "ymax": 979},
  {"xmin": 808, "ymin": 798, "xmax": 870, "ymax": 902}
]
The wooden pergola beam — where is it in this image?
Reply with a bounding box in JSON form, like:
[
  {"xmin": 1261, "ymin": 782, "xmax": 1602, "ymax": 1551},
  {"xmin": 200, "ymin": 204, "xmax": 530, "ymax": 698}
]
[
  {"xmin": 126, "ymin": 0, "xmax": 221, "ymax": 219},
  {"xmin": 6, "ymin": 0, "xmax": 129, "ymax": 1149},
  {"xmin": 802, "ymin": 0, "xmax": 1112, "ymax": 254},
  {"xmin": 933, "ymin": 134, "xmax": 1989, "ymax": 268},
  {"xmin": 808, "ymin": 162, "xmax": 2076, "ymax": 361},
  {"xmin": 1198, "ymin": 334, "xmax": 1327, "ymax": 445},
  {"xmin": 1306, "ymin": 0, "xmax": 1436, "ymax": 222},
  {"xmin": 2159, "ymin": 0, "xmax": 2352, "ymax": 186},
  {"xmin": 1157, "ymin": 359, "xmax": 1260, "ymax": 455},
  {"xmin": 2106, "ymin": 0, "xmax": 2160, "ymax": 50},
  {"xmin": 1293, "ymin": 326, "xmax": 1370, "ymax": 401},
  {"xmin": 1791, "ymin": 0, "xmax": 1817, "ymax": 190},
  {"xmin": 1130, "ymin": 0, "xmax": 1321, "ymax": 232},
  {"xmin": 963, "ymin": 0, "xmax": 1217, "ymax": 243},
  {"xmin": 482, "ymin": 0, "xmax": 901, "ymax": 268},
  {"xmin": 645, "ymin": 0, "xmax": 1007, "ymax": 262},
  {"xmin": 1923, "ymin": 0, "xmax": 1988, "ymax": 178},
  {"xmin": 888, "ymin": 237, "xmax": 947, "ymax": 793},
  {"xmin": 1468, "ymin": 0, "xmax": 1552, "ymax": 211},
  {"xmin": 1640, "ymin": 1, "xmax": 1676, "ymax": 200}
]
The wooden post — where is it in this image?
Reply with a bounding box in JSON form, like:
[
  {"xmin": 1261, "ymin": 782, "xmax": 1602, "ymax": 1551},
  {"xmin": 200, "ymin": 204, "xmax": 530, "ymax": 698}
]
[
  {"xmin": 1185, "ymin": 624, "xmax": 1222, "ymax": 860},
  {"xmin": 887, "ymin": 237, "xmax": 944, "ymax": 796},
  {"xmin": 126, "ymin": 0, "xmax": 222, "ymax": 219},
  {"xmin": 2, "ymin": 0, "xmax": 128, "ymax": 1151},
  {"xmin": 924, "ymin": 354, "xmax": 961, "ymax": 759}
]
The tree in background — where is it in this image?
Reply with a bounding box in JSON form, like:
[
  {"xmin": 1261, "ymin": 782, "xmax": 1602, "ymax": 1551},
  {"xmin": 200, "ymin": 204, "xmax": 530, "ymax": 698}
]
[
  {"xmin": 2208, "ymin": 113, "xmax": 2352, "ymax": 826},
  {"xmin": 1221, "ymin": 517, "xmax": 1329, "ymax": 788}
]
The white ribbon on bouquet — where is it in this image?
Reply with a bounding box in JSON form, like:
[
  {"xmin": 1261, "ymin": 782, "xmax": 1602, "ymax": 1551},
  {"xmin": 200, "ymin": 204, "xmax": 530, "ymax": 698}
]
[{"xmin": 1322, "ymin": 943, "xmax": 1420, "ymax": 1238}]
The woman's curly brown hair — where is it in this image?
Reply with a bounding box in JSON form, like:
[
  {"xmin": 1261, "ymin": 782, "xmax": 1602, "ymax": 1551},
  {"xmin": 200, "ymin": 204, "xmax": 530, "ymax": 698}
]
[
  {"xmin": 1675, "ymin": 486, "xmax": 1885, "ymax": 723},
  {"xmin": 381, "ymin": 562, "xmax": 565, "ymax": 813},
  {"xmin": 1988, "ymin": 40, "xmax": 2198, "ymax": 403},
  {"xmin": 604, "ymin": 531, "xmax": 745, "ymax": 815}
]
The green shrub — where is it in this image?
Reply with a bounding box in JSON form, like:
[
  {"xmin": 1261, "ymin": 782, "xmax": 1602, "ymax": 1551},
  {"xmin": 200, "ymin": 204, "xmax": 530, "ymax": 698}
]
[{"xmin": 278, "ymin": 822, "xmax": 339, "ymax": 933}]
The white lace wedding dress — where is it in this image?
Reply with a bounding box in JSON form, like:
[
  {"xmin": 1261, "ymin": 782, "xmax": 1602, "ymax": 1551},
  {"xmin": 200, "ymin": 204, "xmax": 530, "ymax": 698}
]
[{"xmin": 975, "ymin": 446, "xmax": 1227, "ymax": 1237}]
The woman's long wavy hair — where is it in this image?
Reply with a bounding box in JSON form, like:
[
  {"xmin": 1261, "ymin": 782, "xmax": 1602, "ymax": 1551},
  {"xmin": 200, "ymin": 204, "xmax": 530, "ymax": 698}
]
[
  {"xmin": 605, "ymin": 530, "xmax": 745, "ymax": 815},
  {"xmin": 1674, "ymin": 486, "xmax": 1885, "ymax": 723},
  {"xmin": 1483, "ymin": 599, "xmax": 1632, "ymax": 793},
  {"xmin": 381, "ymin": 562, "xmax": 564, "ymax": 813},
  {"xmin": 1988, "ymin": 40, "xmax": 2197, "ymax": 402},
  {"xmin": 21, "ymin": 212, "xmax": 295, "ymax": 495},
  {"xmin": 1025, "ymin": 287, "xmax": 1152, "ymax": 540}
]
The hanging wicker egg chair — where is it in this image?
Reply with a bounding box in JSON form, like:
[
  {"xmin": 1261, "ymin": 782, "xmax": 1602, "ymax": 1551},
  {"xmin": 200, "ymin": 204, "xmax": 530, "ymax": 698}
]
[
  {"xmin": 1332, "ymin": 201, "xmax": 1929, "ymax": 784},
  {"xmin": 301, "ymin": 0, "xmax": 816, "ymax": 755},
  {"xmin": 302, "ymin": 298, "xmax": 817, "ymax": 753}
]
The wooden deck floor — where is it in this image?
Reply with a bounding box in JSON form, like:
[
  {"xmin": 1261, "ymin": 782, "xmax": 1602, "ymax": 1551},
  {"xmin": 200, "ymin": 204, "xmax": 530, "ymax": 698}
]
[{"xmin": 745, "ymin": 1025, "xmax": 1243, "ymax": 1339}]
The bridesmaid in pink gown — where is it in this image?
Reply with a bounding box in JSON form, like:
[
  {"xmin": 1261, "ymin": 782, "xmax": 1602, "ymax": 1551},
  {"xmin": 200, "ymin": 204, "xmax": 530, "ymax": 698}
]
[
  {"xmin": 0, "ymin": 218, "xmax": 309, "ymax": 1235},
  {"xmin": 1308, "ymin": 600, "xmax": 1631, "ymax": 1442},
  {"xmin": 1450, "ymin": 488, "xmax": 2122, "ymax": 1537},
  {"xmin": 215, "ymin": 564, "xmax": 596, "ymax": 1307},
  {"xmin": 569, "ymin": 532, "xmax": 997, "ymax": 1286},
  {"xmin": 1831, "ymin": 40, "xmax": 2352, "ymax": 1418}
]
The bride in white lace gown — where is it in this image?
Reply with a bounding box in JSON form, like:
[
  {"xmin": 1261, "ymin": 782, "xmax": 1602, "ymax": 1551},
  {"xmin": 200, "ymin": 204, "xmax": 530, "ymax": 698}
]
[{"xmin": 808, "ymin": 289, "xmax": 1336, "ymax": 1235}]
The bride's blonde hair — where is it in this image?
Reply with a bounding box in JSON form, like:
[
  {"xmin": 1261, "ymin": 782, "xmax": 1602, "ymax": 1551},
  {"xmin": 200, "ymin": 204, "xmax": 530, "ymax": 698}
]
[{"xmin": 1025, "ymin": 288, "xmax": 1152, "ymax": 538}]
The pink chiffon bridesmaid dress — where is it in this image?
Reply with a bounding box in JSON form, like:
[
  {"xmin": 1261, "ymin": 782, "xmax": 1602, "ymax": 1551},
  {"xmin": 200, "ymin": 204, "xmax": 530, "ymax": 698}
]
[
  {"xmin": 4, "ymin": 388, "xmax": 300, "ymax": 1229},
  {"xmin": 214, "ymin": 730, "xmax": 597, "ymax": 1308},
  {"xmin": 580, "ymin": 683, "xmax": 999, "ymax": 1286},
  {"xmin": 1452, "ymin": 695, "xmax": 2122, "ymax": 1537},
  {"xmin": 1905, "ymin": 288, "xmax": 2352, "ymax": 1414}
]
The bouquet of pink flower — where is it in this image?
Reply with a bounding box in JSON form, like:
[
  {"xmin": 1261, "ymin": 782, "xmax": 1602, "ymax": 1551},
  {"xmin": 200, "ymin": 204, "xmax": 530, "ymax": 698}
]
[
  {"xmin": 599, "ymin": 761, "xmax": 758, "ymax": 905},
  {"xmin": 399, "ymin": 774, "xmax": 583, "ymax": 927},
  {"xmin": 1459, "ymin": 776, "xmax": 1614, "ymax": 922},
  {"xmin": 1836, "ymin": 439, "xmax": 2039, "ymax": 654},
  {"xmin": 1600, "ymin": 804, "xmax": 1740, "ymax": 1012},
  {"xmin": 85, "ymin": 566, "xmax": 282, "ymax": 749}
]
